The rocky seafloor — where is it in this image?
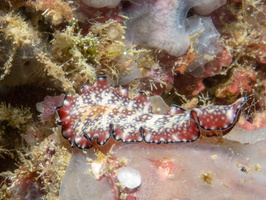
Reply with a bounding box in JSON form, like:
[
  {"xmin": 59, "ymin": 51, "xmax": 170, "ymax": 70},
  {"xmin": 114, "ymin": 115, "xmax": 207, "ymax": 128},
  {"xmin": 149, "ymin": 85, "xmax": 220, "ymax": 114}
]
[{"xmin": 0, "ymin": 0, "xmax": 265, "ymax": 199}]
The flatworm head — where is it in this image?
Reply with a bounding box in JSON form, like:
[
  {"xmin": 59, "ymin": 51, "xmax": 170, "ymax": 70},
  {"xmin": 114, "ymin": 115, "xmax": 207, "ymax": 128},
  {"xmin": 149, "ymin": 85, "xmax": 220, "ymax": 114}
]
[
  {"xmin": 56, "ymin": 76, "xmax": 246, "ymax": 149},
  {"xmin": 56, "ymin": 96, "xmax": 94, "ymax": 149},
  {"xmin": 57, "ymin": 76, "xmax": 153, "ymax": 148}
]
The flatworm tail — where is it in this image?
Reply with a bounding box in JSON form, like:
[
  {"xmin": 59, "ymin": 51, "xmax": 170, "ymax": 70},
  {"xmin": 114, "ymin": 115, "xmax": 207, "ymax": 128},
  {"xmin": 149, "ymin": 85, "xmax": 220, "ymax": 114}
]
[{"xmin": 191, "ymin": 97, "xmax": 247, "ymax": 136}]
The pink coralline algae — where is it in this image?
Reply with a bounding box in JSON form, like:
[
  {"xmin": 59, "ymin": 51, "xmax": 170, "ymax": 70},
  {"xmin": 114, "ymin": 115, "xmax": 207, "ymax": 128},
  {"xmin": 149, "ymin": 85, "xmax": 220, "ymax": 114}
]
[
  {"xmin": 215, "ymin": 67, "xmax": 257, "ymax": 98},
  {"xmin": 238, "ymin": 112, "xmax": 266, "ymax": 131},
  {"xmin": 56, "ymin": 76, "xmax": 246, "ymax": 149}
]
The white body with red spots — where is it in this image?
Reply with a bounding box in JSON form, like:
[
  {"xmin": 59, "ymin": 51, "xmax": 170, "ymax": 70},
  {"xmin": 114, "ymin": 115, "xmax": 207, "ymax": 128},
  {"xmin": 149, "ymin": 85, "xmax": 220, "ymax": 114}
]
[{"xmin": 57, "ymin": 76, "xmax": 246, "ymax": 149}]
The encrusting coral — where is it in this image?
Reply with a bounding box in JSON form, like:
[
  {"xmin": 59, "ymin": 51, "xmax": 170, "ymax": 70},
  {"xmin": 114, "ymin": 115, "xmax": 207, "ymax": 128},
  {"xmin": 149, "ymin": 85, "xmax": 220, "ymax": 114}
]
[{"xmin": 0, "ymin": 0, "xmax": 265, "ymax": 199}]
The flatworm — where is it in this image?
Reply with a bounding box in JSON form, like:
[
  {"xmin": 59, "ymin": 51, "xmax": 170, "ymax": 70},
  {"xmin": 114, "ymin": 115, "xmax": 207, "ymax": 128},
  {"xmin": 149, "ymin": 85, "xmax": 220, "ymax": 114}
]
[{"xmin": 56, "ymin": 76, "xmax": 246, "ymax": 149}]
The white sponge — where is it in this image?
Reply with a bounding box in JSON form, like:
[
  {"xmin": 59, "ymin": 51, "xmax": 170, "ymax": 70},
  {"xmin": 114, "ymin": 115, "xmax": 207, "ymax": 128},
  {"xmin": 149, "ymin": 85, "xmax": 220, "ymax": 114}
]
[
  {"xmin": 185, "ymin": 15, "xmax": 221, "ymax": 75},
  {"xmin": 124, "ymin": 0, "xmax": 226, "ymax": 57},
  {"xmin": 81, "ymin": 0, "xmax": 121, "ymax": 8}
]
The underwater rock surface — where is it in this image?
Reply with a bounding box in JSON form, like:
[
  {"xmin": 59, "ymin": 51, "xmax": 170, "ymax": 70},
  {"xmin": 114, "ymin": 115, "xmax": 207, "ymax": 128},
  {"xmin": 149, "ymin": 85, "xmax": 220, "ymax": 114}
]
[{"xmin": 60, "ymin": 127, "xmax": 266, "ymax": 200}]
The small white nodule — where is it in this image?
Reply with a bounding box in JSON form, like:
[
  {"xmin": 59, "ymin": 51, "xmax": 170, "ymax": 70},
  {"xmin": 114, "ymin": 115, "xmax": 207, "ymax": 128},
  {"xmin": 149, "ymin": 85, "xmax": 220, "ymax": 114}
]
[{"xmin": 117, "ymin": 166, "xmax": 141, "ymax": 189}]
